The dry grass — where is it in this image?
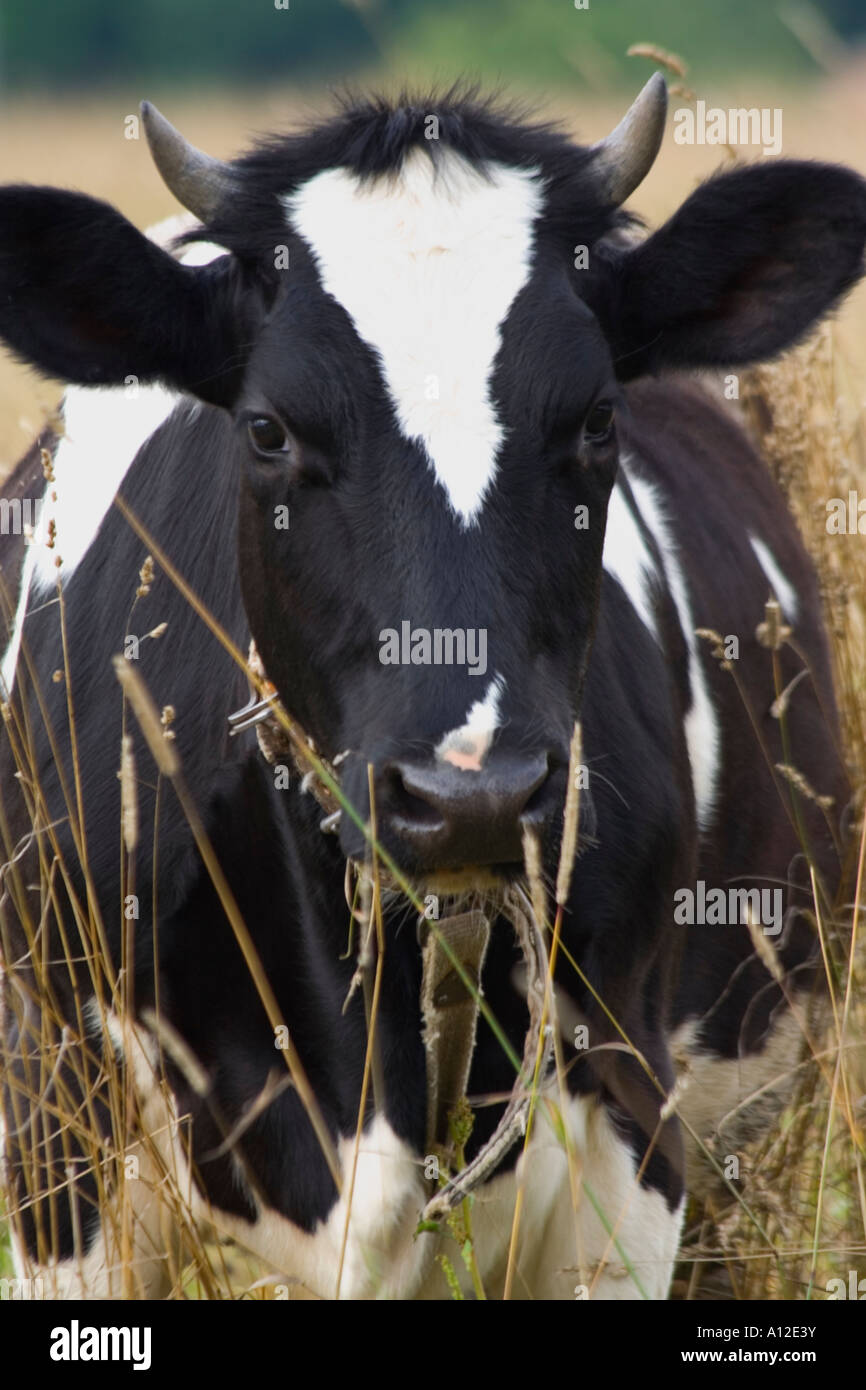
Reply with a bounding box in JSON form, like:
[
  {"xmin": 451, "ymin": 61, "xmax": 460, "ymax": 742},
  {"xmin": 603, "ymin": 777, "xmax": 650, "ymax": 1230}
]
[
  {"xmin": 674, "ymin": 328, "xmax": 866, "ymax": 1302},
  {"xmin": 1, "ymin": 71, "xmax": 865, "ymax": 1301}
]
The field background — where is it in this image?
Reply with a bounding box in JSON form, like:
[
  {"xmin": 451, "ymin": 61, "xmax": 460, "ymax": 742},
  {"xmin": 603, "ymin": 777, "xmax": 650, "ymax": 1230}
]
[{"xmin": 1, "ymin": 0, "xmax": 866, "ymax": 1301}]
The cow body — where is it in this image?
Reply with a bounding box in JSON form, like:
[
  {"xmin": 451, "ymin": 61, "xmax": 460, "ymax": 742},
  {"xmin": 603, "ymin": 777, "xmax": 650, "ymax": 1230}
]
[{"xmin": 0, "ymin": 83, "xmax": 862, "ymax": 1299}]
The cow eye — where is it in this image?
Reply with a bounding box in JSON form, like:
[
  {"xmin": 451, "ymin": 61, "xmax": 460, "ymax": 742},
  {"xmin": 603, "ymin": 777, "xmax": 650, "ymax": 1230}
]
[
  {"xmin": 583, "ymin": 401, "xmax": 615, "ymax": 443},
  {"xmin": 247, "ymin": 416, "xmax": 290, "ymax": 457}
]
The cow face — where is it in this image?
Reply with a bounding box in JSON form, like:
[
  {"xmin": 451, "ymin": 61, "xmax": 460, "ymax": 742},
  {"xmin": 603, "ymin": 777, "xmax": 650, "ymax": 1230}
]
[
  {"xmin": 232, "ymin": 151, "xmax": 623, "ymax": 879},
  {"xmin": 1, "ymin": 81, "xmax": 865, "ymax": 885}
]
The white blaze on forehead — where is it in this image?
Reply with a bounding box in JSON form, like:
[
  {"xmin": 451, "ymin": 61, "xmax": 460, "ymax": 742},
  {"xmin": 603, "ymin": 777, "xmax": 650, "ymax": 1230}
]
[
  {"xmin": 284, "ymin": 150, "xmax": 543, "ymax": 526},
  {"xmin": 435, "ymin": 675, "xmax": 505, "ymax": 771}
]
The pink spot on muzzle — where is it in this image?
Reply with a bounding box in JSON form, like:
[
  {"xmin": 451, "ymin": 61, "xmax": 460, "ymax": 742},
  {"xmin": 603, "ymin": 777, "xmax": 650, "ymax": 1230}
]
[{"xmin": 440, "ymin": 738, "xmax": 486, "ymax": 772}]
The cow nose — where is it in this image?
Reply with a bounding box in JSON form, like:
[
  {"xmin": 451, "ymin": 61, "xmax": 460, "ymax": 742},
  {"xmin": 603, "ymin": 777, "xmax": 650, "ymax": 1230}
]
[{"xmin": 377, "ymin": 752, "xmax": 556, "ymax": 869}]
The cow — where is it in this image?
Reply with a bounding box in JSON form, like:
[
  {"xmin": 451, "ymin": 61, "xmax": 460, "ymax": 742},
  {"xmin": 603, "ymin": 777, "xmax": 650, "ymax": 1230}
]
[{"xmin": 0, "ymin": 75, "xmax": 863, "ymax": 1300}]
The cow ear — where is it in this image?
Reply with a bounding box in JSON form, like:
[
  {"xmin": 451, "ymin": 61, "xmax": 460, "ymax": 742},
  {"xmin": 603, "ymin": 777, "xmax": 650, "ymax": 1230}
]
[
  {"xmin": 0, "ymin": 186, "xmax": 250, "ymax": 406},
  {"xmin": 598, "ymin": 161, "xmax": 866, "ymax": 379}
]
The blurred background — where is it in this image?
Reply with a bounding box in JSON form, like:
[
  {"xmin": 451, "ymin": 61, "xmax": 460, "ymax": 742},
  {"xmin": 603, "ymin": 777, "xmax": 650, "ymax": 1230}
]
[{"xmin": 1, "ymin": 0, "xmax": 865, "ymax": 467}]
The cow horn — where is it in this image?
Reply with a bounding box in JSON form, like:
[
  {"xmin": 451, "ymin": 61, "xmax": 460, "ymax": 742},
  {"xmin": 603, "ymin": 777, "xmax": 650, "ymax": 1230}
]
[
  {"xmin": 590, "ymin": 72, "xmax": 667, "ymax": 206},
  {"xmin": 140, "ymin": 101, "xmax": 236, "ymax": 222}
]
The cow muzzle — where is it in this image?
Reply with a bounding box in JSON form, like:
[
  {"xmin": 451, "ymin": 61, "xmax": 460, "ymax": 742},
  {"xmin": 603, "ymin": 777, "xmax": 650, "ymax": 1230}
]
[{"xmin": 338, "ymin": 750, "xmax": 564, "ymax": 874}]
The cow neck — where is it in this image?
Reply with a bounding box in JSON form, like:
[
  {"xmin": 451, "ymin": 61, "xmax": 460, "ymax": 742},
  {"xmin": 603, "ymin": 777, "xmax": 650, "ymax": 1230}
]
[{"xmin": 228, "ymin": 642, "xmax": 555, "ymax": 1205}]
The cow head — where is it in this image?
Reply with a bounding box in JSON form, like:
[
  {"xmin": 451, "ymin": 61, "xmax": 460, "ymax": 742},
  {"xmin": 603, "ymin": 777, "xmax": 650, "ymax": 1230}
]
[{"xmin": 1, "ymin": 80, "xmax": 865, "ymax": 887}]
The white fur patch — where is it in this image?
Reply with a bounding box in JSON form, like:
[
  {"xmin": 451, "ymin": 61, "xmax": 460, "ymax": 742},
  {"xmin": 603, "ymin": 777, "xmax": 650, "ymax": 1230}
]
[
  {"xmin": 602, "ymin": 479, "xmax": 660, "ymax": 640},
  {"xmin": 628, "ymin": 472, "xmax": 720, "ymax": 832},
  {"xmin": 749, "ymin": 534, "xmax": 799, "ymax": 622},
  {"xmin": 284, "ymin": 150, "xmax": 543, "ymax": 526},
  {"xmin": 601, "ymin": 469, "xmax": 722, "ymax": 828},
  {"xmin": 31, "ymin": 382, "xmax": 181, "ymax": 595},
  {"xmin": 211, "ymin": 1115, "xmax": 430, "ymax": 1300},
  {"xmin": 435, "ymin": 675, "xmax": 505, "ymax": 770},
  {"xmin": 420, "ymin": 1093, "xmax": 682, "ymax": 1299},
  {"xmin": 0, "ymin": 551, "xmax": 34, "ymax": 697}
]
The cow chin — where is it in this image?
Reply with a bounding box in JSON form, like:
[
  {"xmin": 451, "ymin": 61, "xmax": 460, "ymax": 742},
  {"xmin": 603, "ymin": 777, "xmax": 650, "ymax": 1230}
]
[
  {"xmin": 353, "ymin": 859, "xmax": 514, "ymax": 906},
  {"xmin": 408, "ymin": 865, "xmax": 509, "ymax": 901},
  {"xmin": 421, "ymin": 866, "xmax": 508, "ymax": 894}
]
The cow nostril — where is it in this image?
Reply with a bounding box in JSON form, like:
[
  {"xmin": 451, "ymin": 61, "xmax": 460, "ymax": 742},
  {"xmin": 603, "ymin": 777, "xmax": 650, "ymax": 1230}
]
[
  {"xmin": 381, "ymin": 764, "xmax": 446, "ymax": 830},
  {"xmin": 519, "ymin": 754, "xmax": 560, "ymax": 822},
  {"xmin": 520, "ymin": 780, "xmax": 549, "ymax": 823}
]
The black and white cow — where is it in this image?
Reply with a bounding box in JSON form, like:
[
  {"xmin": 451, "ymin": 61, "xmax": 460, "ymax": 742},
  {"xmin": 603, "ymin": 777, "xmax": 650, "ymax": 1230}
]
[{"xmin": 0, "ymin": 77, "xmax": 862, "ymax": 1299}]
